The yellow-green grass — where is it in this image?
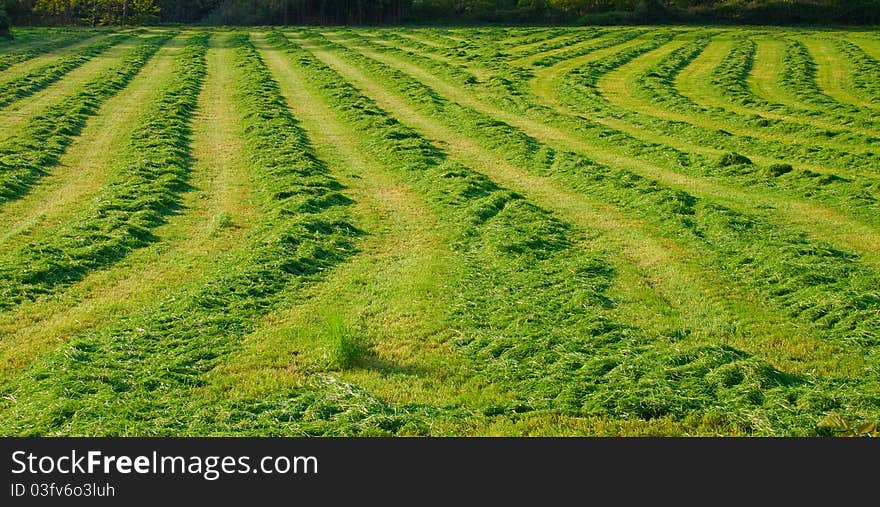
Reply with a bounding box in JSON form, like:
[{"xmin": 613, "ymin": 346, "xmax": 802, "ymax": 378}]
[
  {"xmin": 674, "ymin": 34, "xmax": 875, "ymax": 137},
  {"xmin": 596, "ymin": 33, "xmax": 875, "ymax": 153},
  {"xmin": 0, "ymin": 32, "xmax": 111, "ymax": 79},
  {"xmin": 799, "ymin": 35, "xmax": 877, "ymax": 111},
  {"xmin": 200, "ymin": 36, "xmax": 475, "ymax": 408}
]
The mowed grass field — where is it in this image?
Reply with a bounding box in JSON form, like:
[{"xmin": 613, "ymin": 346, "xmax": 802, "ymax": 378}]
[{"xmin": 1, "ymin": 25, "xmax": 879, "ymax": 436}]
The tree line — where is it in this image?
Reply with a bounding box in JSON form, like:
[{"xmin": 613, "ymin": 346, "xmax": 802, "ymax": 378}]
[{"xmin": 2, "ymin": 0, "xmax": 879, "ymax": 26}]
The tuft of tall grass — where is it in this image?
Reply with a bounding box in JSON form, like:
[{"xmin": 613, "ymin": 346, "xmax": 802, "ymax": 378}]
[{"xmin": 322, "ymin": 313, "xmax": 368, "ymax": 370}]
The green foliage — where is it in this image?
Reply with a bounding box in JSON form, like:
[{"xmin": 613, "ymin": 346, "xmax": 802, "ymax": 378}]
[
  {"xmin": 33, "ymin": 0, "xmax": 159, "ymax": 25},
  {"xmin": 0, "ymin": 5, "xmax": 10, "ymax": 36},
  {"xmin": 9, "ymin": 0, "xmax": 880, "ymax": 24}
]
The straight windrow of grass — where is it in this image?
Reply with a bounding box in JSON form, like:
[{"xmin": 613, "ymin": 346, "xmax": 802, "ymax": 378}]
[
  {"xmin": 0, "ymin": 35, "xmax": 157, "ymax": 134},
  {"xmin": 0, "ymin": 33, "xmax": 204, "ymax": 311},
  {"xmin": 832, "ymin": 38, "xmax": 880, "ymax": 107},
  {"xmin": 185, "ymin": 34, "xmax": 475, "ymax": 434},
  {"xmin": 0, "ymin": 33, "xmax": 172, "ymax": 205},
  {"xmin": 0, "ymin": 32, "xmax": 135, "ymax": 109},
  {"xmin": 0, "ymin": 35, "xmax": 182, "ymax": 253}
]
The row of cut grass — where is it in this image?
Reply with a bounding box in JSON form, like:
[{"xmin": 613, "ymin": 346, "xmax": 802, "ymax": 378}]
[
  {"xmin": 0, "ymin": 29, "xmax": 97, "ymax": 72},
  {"xmin": 630, "ymin": 34, "xmax": 880, "ymax": 147},
  {"xmin": 0, "ymin": 36, "xmax": 256, "ymax": 381},
  {"xmin": 587, "ymin": 36, "xmax": 880, "ymax": 173},
  {"xmin": 705, "ymin": 35, "xmax": 878, "ymax": 134},
  {"xmin": 262, "ymin": 30, "xmax": 879, "ymax": 435},
  {"xmin": 833, "ymin": 38, "xmax": 880, "ymax": 107},
  {"xmin": 327, "ymin": 31, "xmax": 880, "ymax": 239}
]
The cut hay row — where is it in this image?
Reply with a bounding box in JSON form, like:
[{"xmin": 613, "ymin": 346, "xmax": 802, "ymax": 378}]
[
  {"xmin": 575, "ymin": 38, "xmax": 880, "ymax": 173},
  {"xmin": 507, "ymin": 28, "xmax": 606, "ymax": 61},
  {"xmin": 833, "ymin": 39, "xmax": 880, "ymax": 107},
  {"xmin": 0, "ymin": 34, "xmax": 171, "ymax": 205},
  {"xmin": 778, "ymin": 38, "xmax": 869, "ymax": 116},
  {"xmin": 0, "ymin": 32, "xmax": 133, "ymax": 109},
  {"xmin": 0, "ymin": 36, "xmax": 250, "ymax": 382},
  {"xmin": 703, "ymin": 36, "xmax": 879, "ymax": 133},
  {"xmin": 384, "ymin": 29, "xmax": 880, "ymax": 171},
  {"xmin": 0, "ymin": 34, "xmax": 205, "ymax": 311}
]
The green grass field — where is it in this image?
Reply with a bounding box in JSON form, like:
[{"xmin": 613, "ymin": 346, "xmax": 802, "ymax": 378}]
[{"xmin": 1, "ymin": 25, "xmax": 878, "ymax": 436}]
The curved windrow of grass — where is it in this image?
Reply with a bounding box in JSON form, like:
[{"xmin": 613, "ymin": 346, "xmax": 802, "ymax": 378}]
[
  {"xmin": 504, "ymin": 28, "xmax": 606, "ymax": 62},
  {"xmin": 523, "ymin": 29, "xmax": 645, "ymax": 69},
  {"xmin": 299, "ymin": 31, "xmax": 880, "ymax": 353},
  {"xmin": 0, "ymin": 34, "xmax": 172, "ymax": 205},
  {"xmin": 232, "ymin": 30, "xmax": 880, "ymax": 436},
  {"xmin": 0, "ymin": 29, "xmax": 97, "ymax": 72},
  {"xmin": 708, "ymin": 35, "xmax": 879, "ymax": 133},
  {"xmin": 0, "ymin": 33, "xmax": 360, "ymax": 436},
  {"xmin": 833, "ymin": 38, "xmax": 880, "ymax": 107},
  {"xmin": 578, "ymin": 35, "xmax": 880, "ymax": 174},
  {"xmin": 324, "ymin": 31, "xmax": 880, "ymax": 233},
  {"xmin": 778, "ymin": 38, "xmax": 872, "ymax": 116},
  {"xmin": 0, "ymin": 34, "xmax": 205, "ymax": 311},
  {"xmin": 633, "ymin": 34, "xmax": 880, "ymax": 147},
  {"xmin": 0, "ymin": 32, "xmax": 134, "ymax": 109}
]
